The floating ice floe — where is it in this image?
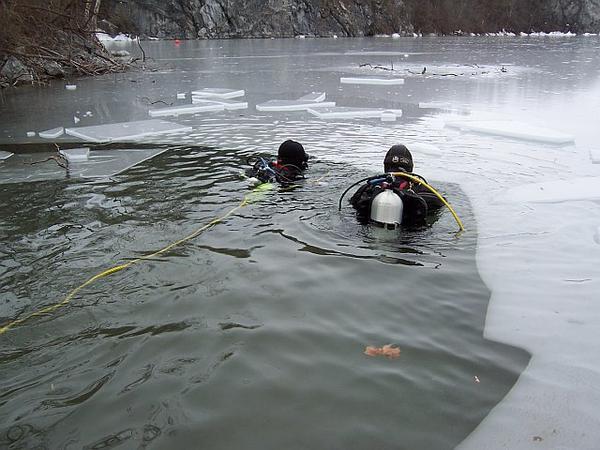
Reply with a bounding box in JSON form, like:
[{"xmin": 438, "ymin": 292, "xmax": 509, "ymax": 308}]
[
  {"xmin": 38, "ymin": 127, "xmax": 65, "ymax": 139},
  {"xmin": 307, "ymin": 107, "xmax": 403, "ymax": 120},
  {"xmin": 65, "ymin": 119, "xmax": 192, "ymax": 142},
  {"xmin": 59, "ymin": 147, "xmax": 90, "ymax": 162},
  {"xmin": 177, "ymin": 93, "xmax": 186, "ymax": 99},
  {"xmin": 590, "ymin": 149, "xmax": 600, "ymax": 164},
  {"xmin": 444, "ymin": 119, "xmax": 575, "ymax": 144},
  {"xmin": 256, "ymin": 92, "xmax": 335, "ymax": 112},
  {"xmin": 65, "ymin": 84, "xmax": 77, "ymax": 91},
  {"xmin": 149, "ymin": 103, "xmax": 224, "ymax": 117},
  {"xmin": 26, "ymin": 131, "xmax": 36, "ymax": 137},
  {"xmin": 0, "ymin": 148, "xmax": 169, "ymax": 183},
  {"xmin": 191, "ymin": 98, "xmax": 248, "ymax": 111},
  {"xmin": 0, "ymin": 151, "xmax": 14, "ymax": 161},
  {"xmin": 499, "ymin": 177, "xmax": 600, "ymax": 204},
  {"xmin": 340, "ymin": 77, "xmax": 405, "ymax": 85},
  {"xmin": 191, "ymin": 88, "xmax": 245, "ymax": 99}
]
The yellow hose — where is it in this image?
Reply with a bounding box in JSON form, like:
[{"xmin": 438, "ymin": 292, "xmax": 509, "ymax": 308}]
[
  {"xmin": 390, "ymin": 172, "xmax": 465, "ymax": 232},
  {"xmin": 0, "ymin": 188, "xmax": 270, "ymax": 336}
]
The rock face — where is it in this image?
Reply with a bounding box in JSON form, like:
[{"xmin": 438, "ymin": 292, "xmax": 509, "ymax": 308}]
[
  {"xmin": 101, "ymin": 0, "xmax": 599, "ymax": 38},
  {"xmin": 548, "ymin": 0, "xmax": 600, "ymax": 32},
  {"xmin": 103, "ymin": 0, "xmax": 412, "ymax": 39}
]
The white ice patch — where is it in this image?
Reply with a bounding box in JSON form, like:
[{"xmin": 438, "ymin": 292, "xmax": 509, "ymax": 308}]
[
  {"xmin": 39, "ymin": 127, "xmax": 64, "ymax": 139},
  {"xmin": 308, "ymin": 107, "xmax": 403, "ymax": 119},
  {"xmin": 590, "ymin": 149, "xmax": 600, "ymax": 164},
  {"xmin": 256, "ymin": 93, "xmax": 335, "ymax": 112},
  {"xmin": 65, "ymin": 119, "xmax": 192, "ymax": 142},
  {"xmin": 499, "ymin": 177, "xmax": 600, "ymax": 204},
  {"xmin": 26, "ymin": 131, "xmax": 36, "ymax": 137},
  {"xmin": 0, "ymin": 151, "xmax": 14, "ymax": 161},
  {"xmin": 340, "ymin": 77, "xmax": 405, "ymax": 85},
  {"xmin": 445, "ymin": 119, "xmax": 575, "ymax": 145},
  {"xmin": 149, "ymin": 103, "xmax": 224, "ymax": 117},
  {"xmin": 191, "ymin": 98, "xmax": 248, "ymax": 110},
  {"xmin": 190, "ymin": 88, "xmax": 245, "ymax": 99}
]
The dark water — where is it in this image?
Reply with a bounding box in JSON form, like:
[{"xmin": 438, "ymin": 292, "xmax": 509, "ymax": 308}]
[{"xmin": 0, "ymin": 146, "xmax": 528, "ymax": 449}]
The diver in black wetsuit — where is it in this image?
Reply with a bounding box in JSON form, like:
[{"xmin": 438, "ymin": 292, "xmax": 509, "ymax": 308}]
[
  {"xmin": 349, "ymin": 144, "xmax": 444, "ymax": 227},
  {"xmin": 246, "ymin": 140, "xmax": 309, "ymax": 184}
]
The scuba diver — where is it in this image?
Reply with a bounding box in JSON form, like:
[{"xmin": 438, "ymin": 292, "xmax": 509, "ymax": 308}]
[
  {"xmin": 246, "ymin": 139, "xmax": 309, "ymax": 185},
  {"xmin": 345, "ymin": 144, "xmax": 445, "ymax": 229}
]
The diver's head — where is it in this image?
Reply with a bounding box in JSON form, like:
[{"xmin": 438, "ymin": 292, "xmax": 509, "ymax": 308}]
[
  {"xmin": 383, "ymin": 144, "xmax": 413, "ymax": 173},
  {"xmin": 277, "ymin": 140, "xmax": 309, "ymax": 169}
]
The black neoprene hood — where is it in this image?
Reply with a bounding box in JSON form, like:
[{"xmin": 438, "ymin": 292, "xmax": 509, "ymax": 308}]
[{"xmin": 384, "ymin": 144, "xmax": 414, "ymax": 173}]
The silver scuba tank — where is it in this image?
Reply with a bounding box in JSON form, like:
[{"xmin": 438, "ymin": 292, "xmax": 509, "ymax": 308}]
[{"xmin": 370, "ymin": 189, "xmax": 403, "ymax": 228}]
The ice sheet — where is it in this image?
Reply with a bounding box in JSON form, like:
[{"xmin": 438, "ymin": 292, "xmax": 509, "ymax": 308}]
[
  {"xmin": 65, "ymin": 120, "xmax": 193, "ymax": 142},
  {"xmin": 340, "ymin": 77, "xmax": 405, "ymax": 85},
  {"xmin": 149, "ymin": 103, "xmax": 224, "ymax": 117},
  {"xmin": 307, "ymin": 107, "xmax": 403, "ymax": 119},
  {"xmin": 256, "ymin": 99, "xmax": 336, "ymax": 112},
  {"xmin": 499, "ymin": 177, "xmax": 600, "ymax": 203},
  {"xmin": 39, "ymin": 127, "xmax": 65, "ymax": 139},
  {"xmin": 190, "ymin": 88, "xmax": 245, "ymax": 99},
  {"xmin": 0, "ymin": 148, "xmax": 168, "ymax": 183},
  {"xmin": 0, "ymin": 151, "xmax": 14, "ymax": 161},
  {"xmin": 191, "ymin": 98, "xmax": 248, "ymax": 110},
  {"xmin": 445, "ymin": 119, "xmax": 575, "ymax": 144}
]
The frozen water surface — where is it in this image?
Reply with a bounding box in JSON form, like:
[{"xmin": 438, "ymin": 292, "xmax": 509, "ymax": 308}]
[{"xmin": 1, "ymin": 36, "xmax": 600, "ymax": 449}]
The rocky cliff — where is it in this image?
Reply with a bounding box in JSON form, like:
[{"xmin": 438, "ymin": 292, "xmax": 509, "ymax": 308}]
[{"xmin": 100, "ymin": 0, "xmax": 600, "ymax": 39}]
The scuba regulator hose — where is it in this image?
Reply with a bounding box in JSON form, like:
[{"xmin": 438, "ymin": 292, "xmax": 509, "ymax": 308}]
[{"xmin": 338, "ymin": 172, "xmax": 465, "ymax": 232}]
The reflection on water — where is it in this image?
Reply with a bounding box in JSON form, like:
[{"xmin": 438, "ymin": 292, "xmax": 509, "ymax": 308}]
[{"xmin": 0, "ymin": 145, "xmax": 528, "ymax": 449}]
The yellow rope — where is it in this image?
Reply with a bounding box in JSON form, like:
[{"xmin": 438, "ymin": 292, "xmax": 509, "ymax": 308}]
[
  {"xmin": 0, "ymin": 194, "xmax": 257, "ymax": 336},
  {"xmin": 390, "ymin": 172, "xmax": 465, "ymax": 232}
]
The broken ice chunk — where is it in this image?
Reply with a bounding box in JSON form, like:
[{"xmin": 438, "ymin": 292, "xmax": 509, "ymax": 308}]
[
  {"xmin": 380, "ymin": 111, "xmax": 397, "ymax": 122},
  {"xmin": 39, "ymin": 127, "xmax": 65, "ymax": 139},
  {"xmin": 26, "ymin": 131, "xmax": 36, "ymax": 137},
  {"xmin": 0, "ymin": 151, "xmax": 14, "ymax": 161},
  {"xmin": 590, "ymin": 149, "xmax": 600, "ymax": 164},
  {"xmin": 149, "ymin": 102, "xmax": 224, "ymax": 117},
  {"xmin": 177, "ymin": 93, "xmax": 186, "ymax": 99},
  {"xmin": 444, "ymin": 119, "xmax": 575, "ymax": 145},
  {"xmin": 65, "ymin": 119, "xmax": 192, "ymax": 142},
  {"xmin": 59, "ymin": 147, "xmax": 90, "ymax": 162},
  {"xmin": 308, "ymin": 107, "xmax": 403, "ymax": 119},
  {"xmin": 65, "ymin": 84, "xmax": 77, "ymax": 90},
  {"xmin": 296, "ymin": 92, "xmax": 327, "ymax": 102},
  {"xmin": 190, "ymin": 88, "xmax": 245, "ymax": 99},
  {"xmin": 191, "ymin": 98, "xmax": 248, "ymax": 110},
  {"xmin": 340, "ymin": 77, "xmax": 405, "ymax": 85}
]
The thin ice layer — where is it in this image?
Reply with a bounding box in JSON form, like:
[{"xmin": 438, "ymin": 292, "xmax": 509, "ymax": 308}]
[
  {"xmin": 0, "ymin": 148, "xmax": 168, "ymax": 183},
  {"xmin": 308, "ymin": 107, "xmax": 403, "ymax": 119},
  {"xmin": 65, "ymin": 120, "xmax": 192, "ymax": 142},
  {"xmin": 499, "ymin": 177, "xmax": 600, "ymax": 203},
  {"xmin": 445, "ymin": 120, "xmax": 575, "ymax": 144},
  {"xmin": 256, "ymin": 99, "xmax": 335, "ymax": 112},
  {"xmin": 190, "ymin": 88, "xmax": 245, "ymax": 99},
  {"xmin": 149, "ymin": 103, "xmax": 224, "ymax": 117},
  {"xmin": 340, "ymin": 77, "xmax": 405, "ymax": 85}
]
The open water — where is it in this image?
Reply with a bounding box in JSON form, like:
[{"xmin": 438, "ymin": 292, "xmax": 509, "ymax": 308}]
[{"xmin": 1, "ymin": 36, "xmax": 599, "ymax": 449}]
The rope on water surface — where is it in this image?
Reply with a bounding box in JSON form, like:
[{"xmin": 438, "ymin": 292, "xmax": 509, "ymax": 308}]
[{"xmin": 0, "ymin": 191, "xmax": 265, "ymax": 336}]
